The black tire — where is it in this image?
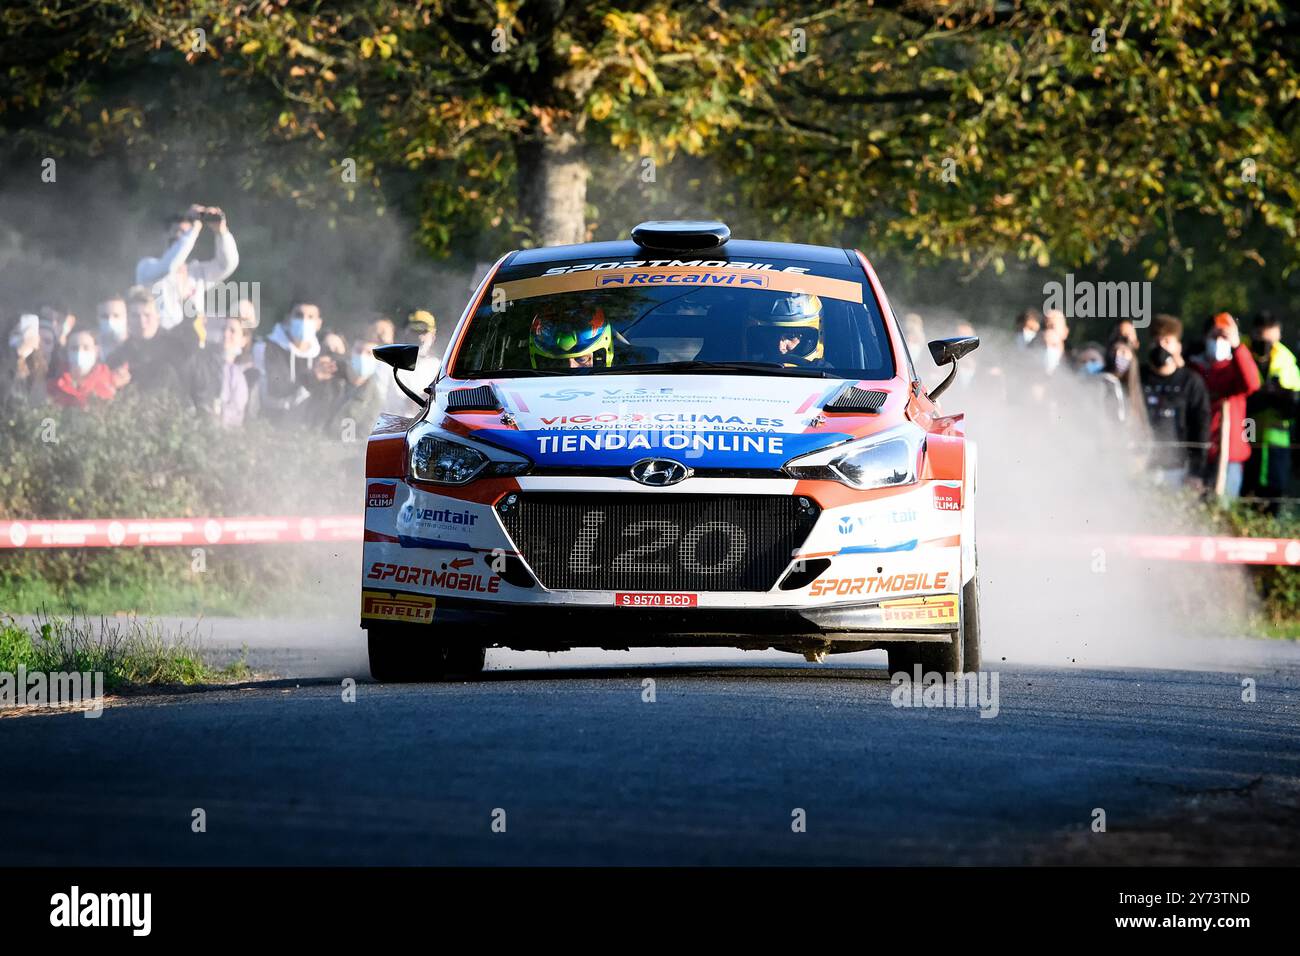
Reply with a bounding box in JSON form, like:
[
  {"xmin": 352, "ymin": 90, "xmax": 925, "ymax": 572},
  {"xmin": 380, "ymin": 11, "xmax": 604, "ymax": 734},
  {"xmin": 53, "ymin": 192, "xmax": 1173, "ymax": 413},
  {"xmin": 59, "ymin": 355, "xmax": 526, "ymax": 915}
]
[
  {"xmin": 887, "ymin": 632, "xmax": 962, "ymax": 676},
  {"xmin": 367, "ymin": 627, "xmax": 486, "ymax": 683},
  {"xmin": 961, "ymin": 568, "xmax": 981, "ymax": 672}
]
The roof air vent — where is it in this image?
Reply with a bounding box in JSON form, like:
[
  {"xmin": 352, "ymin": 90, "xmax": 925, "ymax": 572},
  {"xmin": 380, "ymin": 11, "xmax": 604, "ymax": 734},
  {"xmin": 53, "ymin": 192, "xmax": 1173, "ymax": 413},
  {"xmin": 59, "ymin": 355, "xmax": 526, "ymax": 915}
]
[{"xmin": 630, "ymin": 220, "xmax": 730, "ymax": 252}]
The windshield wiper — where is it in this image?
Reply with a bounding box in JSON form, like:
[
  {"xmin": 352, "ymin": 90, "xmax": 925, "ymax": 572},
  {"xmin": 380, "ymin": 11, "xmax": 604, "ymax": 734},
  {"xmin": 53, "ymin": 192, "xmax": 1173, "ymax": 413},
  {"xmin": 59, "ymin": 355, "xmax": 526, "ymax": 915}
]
[{"xmin": 591, "ymin": 361, "xmax": 835, "ymax": 378}]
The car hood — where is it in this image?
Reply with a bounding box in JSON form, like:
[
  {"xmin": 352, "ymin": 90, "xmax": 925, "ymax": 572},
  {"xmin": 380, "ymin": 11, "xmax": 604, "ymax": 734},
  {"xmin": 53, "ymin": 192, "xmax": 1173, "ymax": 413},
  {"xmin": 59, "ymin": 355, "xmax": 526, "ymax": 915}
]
[{"xmin": 442, "ymin": 374, "xmax": 869, "ymax": 469}]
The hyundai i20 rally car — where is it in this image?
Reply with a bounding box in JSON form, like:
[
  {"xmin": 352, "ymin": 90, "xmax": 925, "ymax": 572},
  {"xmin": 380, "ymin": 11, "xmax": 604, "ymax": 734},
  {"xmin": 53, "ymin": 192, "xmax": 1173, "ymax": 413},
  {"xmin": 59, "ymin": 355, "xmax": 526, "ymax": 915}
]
[{"xmin": 362, "ymin": 220, "xmax": 980, "ymax": 681}]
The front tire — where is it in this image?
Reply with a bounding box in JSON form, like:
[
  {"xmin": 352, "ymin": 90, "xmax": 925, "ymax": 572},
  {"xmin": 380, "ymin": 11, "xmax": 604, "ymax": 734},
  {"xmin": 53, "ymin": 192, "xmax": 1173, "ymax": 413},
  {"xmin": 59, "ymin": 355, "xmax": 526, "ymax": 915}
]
[{"xmin": 367, "ymin": 626, "xmax": 486, "ymax": 683}]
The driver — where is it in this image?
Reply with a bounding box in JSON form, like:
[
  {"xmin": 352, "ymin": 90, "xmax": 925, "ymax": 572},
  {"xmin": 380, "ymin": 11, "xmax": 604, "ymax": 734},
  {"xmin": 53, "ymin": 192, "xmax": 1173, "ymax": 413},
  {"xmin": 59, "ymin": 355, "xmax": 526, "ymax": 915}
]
[
  {"xmin": 529, "ymin": 307, "xmax": 614, "ymax": 369},
  {"xmin": 746, "ymin": 293, "xmax": 825, "ymax": 366}
]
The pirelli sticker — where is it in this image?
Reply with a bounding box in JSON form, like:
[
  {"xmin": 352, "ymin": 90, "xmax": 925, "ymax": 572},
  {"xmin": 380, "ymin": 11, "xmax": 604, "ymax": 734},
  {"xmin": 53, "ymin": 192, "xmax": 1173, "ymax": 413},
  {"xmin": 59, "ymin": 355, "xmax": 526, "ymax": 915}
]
[
  {"xmin": 496, "ymin": 267, "xmax": 864, "ymax": 305},
  {"xmin": 362, "ymin": 589, "xmax": 436, "ymax": 624},
  {"xmin": 880, "ymin": 594, "xmax": 958, "ymax": 625}
]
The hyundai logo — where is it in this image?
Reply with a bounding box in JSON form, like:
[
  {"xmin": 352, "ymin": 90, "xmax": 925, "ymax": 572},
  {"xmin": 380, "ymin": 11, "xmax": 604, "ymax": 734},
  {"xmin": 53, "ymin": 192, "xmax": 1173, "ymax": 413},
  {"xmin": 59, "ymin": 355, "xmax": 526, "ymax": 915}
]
[{"xmin": 630, "ymin": 458, "xmax": 693, "ymax": 487}]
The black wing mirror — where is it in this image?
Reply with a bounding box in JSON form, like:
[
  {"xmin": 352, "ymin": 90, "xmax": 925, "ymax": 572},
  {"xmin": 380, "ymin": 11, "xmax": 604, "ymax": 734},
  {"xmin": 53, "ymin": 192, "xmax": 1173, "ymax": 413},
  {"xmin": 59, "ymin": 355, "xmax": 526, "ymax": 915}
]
[
  {"xmin": 373, "ymin": 344, "xmax": 424, "ymax": 406},
  {"xmin": 926, "ymin": 336, "xmax": 980, "ymax": 400}
]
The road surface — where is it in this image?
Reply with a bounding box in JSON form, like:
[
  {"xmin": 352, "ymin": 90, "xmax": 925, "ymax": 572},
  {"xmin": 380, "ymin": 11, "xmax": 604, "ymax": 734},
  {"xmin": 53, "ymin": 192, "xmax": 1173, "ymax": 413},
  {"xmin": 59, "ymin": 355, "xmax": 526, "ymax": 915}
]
[{"xmin": 1, "ymin": 621, "xmax": 1297, "ymax": 865}]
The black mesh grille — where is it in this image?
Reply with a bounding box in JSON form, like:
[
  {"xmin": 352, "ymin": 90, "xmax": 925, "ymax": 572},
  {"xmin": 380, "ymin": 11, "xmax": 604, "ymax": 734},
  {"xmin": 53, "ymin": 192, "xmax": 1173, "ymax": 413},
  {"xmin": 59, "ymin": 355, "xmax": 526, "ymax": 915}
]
[
  {"xmin": 825, "ymin": 385, "xmax": 888, "ymax": 413},
  {"xmin": 446, "ymin": 385, "xmax": 500, "ymax": 412},
  {"xmin": 499, "ymin": 493, "xmax": 819, "ymax": 592}
]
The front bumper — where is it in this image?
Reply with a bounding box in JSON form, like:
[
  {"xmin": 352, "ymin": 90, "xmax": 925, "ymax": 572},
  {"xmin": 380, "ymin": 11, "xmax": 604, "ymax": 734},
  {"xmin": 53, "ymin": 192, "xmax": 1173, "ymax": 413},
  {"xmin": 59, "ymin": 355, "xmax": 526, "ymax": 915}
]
[{"xmin": 364, "ymin": 591, "xmax": 959, "ymax": 653}]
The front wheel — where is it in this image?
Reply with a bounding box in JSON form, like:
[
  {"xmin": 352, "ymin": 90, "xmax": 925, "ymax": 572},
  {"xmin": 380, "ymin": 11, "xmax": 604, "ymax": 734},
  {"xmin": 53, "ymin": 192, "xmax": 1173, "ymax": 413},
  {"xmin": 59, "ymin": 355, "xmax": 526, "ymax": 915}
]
[{"xmin": 367, "ymin": 626, "xmax": 486, "ymax": 683}]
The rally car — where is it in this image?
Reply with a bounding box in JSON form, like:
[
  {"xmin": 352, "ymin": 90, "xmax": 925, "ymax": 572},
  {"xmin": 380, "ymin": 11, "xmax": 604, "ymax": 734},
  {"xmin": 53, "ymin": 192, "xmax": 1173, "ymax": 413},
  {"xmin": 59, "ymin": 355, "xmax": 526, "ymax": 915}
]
[{"xmin": 362, "ymin": 220, "xmax": 979, "ymax": 681}]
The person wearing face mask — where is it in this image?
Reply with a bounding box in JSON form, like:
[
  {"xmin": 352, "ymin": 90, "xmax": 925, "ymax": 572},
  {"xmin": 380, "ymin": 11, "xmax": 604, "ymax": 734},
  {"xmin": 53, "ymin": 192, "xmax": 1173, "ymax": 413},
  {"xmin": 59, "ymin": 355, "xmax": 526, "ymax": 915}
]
[
  {"xmin": 1141, "ymin": 344, "xmax": 1210, "ymax": 488},
  {"xmin": 48, "ymin": 331, "xmax": 116, "ymax": 408},
  {"xmin": 96, "ymin": 296, "xmax": 129, "ymax": 351},
  {"xmin": 1191, "ymin": 312, "xmax": 1261, "ymax": 500},
  {"xmin": 1014, "ymin": 308, "xmax": 1041, "ymax": 349},
  {"xmin": 107, "ymin": 287, "xmax": 185, "ymax": 394},
  {"xmin": 254, "ymin": 300, "xmax": 331, "ymax": 423},
  {"xmin": 311, "ymin": 335, "xmax": 384, "ymax": 435},
  {"xmin": 1243, "ymin": 311, "xmax": 1300, "ymax": 507}
]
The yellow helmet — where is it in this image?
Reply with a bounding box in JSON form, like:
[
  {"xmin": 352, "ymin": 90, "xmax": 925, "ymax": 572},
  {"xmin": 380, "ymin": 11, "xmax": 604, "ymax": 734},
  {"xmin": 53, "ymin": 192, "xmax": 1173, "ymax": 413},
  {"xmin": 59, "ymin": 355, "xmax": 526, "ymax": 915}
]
[{"xmin": 747, "ymin": 293, "xmax": 824, "ymax": 363}]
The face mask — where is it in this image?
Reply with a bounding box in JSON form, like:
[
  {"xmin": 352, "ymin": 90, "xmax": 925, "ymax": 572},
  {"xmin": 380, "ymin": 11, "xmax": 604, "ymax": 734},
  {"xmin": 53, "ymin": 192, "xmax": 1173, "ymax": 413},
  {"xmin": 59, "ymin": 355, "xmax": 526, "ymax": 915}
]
[
  {"xmin": 99, "ymin": 319, "xmax": 127, "ymax": 347},
  {"xmin": 1020, "ymin": 328, "xmax": 1036, "ymax": 344},
  {"xmin": 1083, "ymin": 358, "xmax": 1103, "ymax": 375},
  {"xmin": 288, "ymin": 318, "xmax": 312, "ymax": 343},
  {"xmin": 1209, "ymin": 338, "xmax": 1232, "ymax": 362},
  {"xmin": 70, "ymin": 349, "xmax": 96, "ymax": 376},
  {"xmin": 1113, "ymin": 353, "xmax": 1131, "ymax": 375},
  {"xmin": 351, "ymin": 353, "xmax": 378, "ymax": 379}
]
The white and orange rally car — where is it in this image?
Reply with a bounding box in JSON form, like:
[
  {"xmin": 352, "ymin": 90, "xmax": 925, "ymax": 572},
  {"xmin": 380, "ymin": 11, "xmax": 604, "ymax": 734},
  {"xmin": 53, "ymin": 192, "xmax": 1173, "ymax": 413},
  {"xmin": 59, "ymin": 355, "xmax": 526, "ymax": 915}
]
[{"xmin": 362, "ymin": 221, "xmax": 979, "ymax": 681}]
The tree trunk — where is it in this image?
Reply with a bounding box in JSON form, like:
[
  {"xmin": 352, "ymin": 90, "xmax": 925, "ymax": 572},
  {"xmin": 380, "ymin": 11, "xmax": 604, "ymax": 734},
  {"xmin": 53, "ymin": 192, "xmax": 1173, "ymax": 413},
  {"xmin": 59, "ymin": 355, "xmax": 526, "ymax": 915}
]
[{"xmin": 517, "ymin": 121, "xmax": 588, "ymax": 247}]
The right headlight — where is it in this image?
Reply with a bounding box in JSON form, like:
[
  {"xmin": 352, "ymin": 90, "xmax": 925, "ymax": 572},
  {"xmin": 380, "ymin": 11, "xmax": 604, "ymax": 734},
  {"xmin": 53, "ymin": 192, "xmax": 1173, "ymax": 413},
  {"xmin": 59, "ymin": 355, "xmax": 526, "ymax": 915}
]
[
  {"xmin": 408, "ymin": 425, "xmax": 531, "ymax": 485},
  {"xmin": 783, "ymin": 424, "xmax": 925, "ymax": 490}
]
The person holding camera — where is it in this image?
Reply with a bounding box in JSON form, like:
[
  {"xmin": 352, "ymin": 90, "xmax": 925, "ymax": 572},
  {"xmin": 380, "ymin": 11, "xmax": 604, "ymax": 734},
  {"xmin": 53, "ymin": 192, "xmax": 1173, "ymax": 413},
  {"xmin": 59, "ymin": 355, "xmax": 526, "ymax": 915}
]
[{"xmin": 135, "ymin": 203, "xmax": 240, "ymax": 338}]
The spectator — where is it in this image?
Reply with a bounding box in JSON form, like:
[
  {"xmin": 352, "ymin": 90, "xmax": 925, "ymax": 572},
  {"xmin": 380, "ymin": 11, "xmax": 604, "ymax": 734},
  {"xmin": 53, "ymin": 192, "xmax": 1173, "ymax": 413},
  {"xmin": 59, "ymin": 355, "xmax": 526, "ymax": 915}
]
[
  {"xmin": 1036, "ymin": 308, "xmax": 1071, "ymax": 376},
  {"xmin": 255, "ymin": 301, "xmax": 329, "ymax": 422},
  {"xmin": 403, "ymin": 309, "xmax": 440, "ymax": 385},
  {"xmin": 1141, "ymin": 344, "xmax": 1211, "ymax": 488},
  {"xmin": 313, "ymin": 335, "xmax": 384, "ymax": 435},
  {"xmin": 1245, "ymin": 310, "xmax": 1300, "ymax": 504},
  {"xmin": 235, "ymin": 297, "xmax": 258, "ymax": 332},
  {"xmin": 1191, "ymin": 312, "xmax": 1261, "ymax": 500},
  {"xmin": 3, "ymin": 313, "xmax": 48, "ymax": 405},
  {"xmin": 108, "ymin": 287, "xmax": 185, "ymax": 393},
  {"xmin": 1103, "ymin": 338, "xmax": 1146, "ymax": 422},
  {"xmin": 196, "ymin": 315, "xmax": 251, "ymax": 428},
  {"xmin": 48, "ymin": 331, "xmax": 116, "ymax": 408},
  {"xmin": 370, "ymin": 316, "xmax": 396, "ymax": 347},
  {"xmin": 96, "ymin": 296, "xmax": 129, "ymax": 352},
  {"xmin": 1109, "ymin": 318, "xmax": 1140, "ymax": 352},
  {"xmin": 1152, "ymin": 314, "xmax": 1186, "ymax": 368},
  {"xmin": 1014, "ymin": 308, "xmax": 1041, "ymax": 348},
  {"xmin": 38, "ymin": 306, "xmax": 77, "ymax": 380},
  {"xmin": 135, "ymin": 204, "xmax": 239, "ymax": 334},
  {"xmin": 1076, "ymin": 341, "xmax": 1106, "ymax": 377}
]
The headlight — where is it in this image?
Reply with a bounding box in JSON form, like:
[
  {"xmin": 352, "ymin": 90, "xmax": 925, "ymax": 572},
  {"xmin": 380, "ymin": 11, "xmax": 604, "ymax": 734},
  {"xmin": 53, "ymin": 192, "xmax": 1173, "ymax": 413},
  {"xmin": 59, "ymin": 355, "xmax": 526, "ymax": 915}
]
[
  {"xmin": 408, "ymin": 427, "xmax": 531, "ymax": 485},
  {"xmin": 783, "ymin": 424, "xmax": 925, "ymax": 490}
]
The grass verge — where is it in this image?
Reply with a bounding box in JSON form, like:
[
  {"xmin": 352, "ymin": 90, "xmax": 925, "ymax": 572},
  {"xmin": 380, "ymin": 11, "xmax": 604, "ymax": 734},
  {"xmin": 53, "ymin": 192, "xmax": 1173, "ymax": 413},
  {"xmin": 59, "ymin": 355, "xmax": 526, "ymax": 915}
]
[{"xmin": 0, "ymin": 613, "xmax": 252, "ymax": 694}]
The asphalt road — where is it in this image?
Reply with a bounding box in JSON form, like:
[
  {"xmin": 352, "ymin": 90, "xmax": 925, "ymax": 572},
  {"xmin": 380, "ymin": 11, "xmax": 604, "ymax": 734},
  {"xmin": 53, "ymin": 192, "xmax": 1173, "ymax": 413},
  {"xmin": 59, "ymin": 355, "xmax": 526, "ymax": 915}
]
[{"xmin": 2, "ymin": 624, "xmax": 1298, "ymax": 865}]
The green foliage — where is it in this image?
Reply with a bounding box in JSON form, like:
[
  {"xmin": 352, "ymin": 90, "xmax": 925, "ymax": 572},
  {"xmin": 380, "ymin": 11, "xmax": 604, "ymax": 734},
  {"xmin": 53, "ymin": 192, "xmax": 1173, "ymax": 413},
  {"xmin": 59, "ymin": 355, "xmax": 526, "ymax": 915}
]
[
  {"xmin": 3, "ymin": 0, "xmax": 1296, "ymax": 282},
  {"xmin": 1209, "ymin": 503, "xmax": 1300, "ymax": 629},
  {"xmin": 0, "ymin": 391, "xmax": 363, "ymax": 616},
  {"xmin": 0, "ymin": 614, "xmax": 246, "ymax": 690}
]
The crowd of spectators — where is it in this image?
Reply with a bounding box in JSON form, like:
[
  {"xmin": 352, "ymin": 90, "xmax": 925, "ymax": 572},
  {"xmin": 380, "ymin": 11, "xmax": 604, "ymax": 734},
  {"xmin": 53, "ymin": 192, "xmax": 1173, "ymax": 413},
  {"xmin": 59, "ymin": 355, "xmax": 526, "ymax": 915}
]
[
  {"xmin": 945, "ymin": 304, "xmax": 1299, "ymax": 505},
  {"xmin": 1, "ymin": 205, "xmax": 441, "ymax": 434}
]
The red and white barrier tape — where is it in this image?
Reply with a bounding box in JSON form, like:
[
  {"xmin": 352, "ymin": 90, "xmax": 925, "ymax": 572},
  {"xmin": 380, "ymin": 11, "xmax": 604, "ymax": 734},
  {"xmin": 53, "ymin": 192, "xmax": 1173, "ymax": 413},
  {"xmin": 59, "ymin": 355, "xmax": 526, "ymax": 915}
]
[
  {"xmin": 1, "ymin": 517, "xmax": 1298, "ymax": 566},
  {"xmin": 0, "ymin": 516, "xmax": 364, "ymax": 549}
]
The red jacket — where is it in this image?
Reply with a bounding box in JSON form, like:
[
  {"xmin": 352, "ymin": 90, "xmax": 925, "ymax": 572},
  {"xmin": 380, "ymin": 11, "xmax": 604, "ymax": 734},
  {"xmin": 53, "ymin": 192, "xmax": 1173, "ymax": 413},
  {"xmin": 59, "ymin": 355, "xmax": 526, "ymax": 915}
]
[
  {"xmin": 1192, "ymin": 344, "xmax": 1261, "ymax": 463},
  {"xmin": 48, "ymin": 363, "xmax": 117, "ymax": 408}
]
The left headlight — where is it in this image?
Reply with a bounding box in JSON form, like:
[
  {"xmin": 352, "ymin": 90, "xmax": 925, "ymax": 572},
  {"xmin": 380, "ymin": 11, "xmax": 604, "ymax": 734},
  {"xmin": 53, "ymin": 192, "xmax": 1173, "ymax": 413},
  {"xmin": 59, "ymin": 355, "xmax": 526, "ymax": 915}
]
[
  {"xmin": 408, "ymin": 425, "xmax": 531, "ymax": 485},
  {"xmin": 783, "ymin": 424, "xmax": 925, "ymax": 490}
]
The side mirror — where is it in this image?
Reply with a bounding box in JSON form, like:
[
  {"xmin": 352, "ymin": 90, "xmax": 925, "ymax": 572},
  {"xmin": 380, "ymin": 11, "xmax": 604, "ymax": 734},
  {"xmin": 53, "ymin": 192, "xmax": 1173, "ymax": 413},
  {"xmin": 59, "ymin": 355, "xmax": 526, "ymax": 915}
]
[
  {"xmin": 926, "ymin": 335, "xmax": 980, "ymax": 400},
  {"xmin": 373, "ymin": 344, "xmax": 424, "ymax": 406},
  {"xmin": 374, "ymin": 344, "xmax": 419, "ymax": 372}
]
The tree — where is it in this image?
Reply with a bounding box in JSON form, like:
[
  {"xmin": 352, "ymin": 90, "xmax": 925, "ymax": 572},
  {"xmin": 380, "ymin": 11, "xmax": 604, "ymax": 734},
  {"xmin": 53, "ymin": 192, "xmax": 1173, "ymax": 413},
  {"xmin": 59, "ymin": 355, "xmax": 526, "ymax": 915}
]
[{"xmin": 3, "ymin": 0, "xmax": 1297, "ymax": 285}]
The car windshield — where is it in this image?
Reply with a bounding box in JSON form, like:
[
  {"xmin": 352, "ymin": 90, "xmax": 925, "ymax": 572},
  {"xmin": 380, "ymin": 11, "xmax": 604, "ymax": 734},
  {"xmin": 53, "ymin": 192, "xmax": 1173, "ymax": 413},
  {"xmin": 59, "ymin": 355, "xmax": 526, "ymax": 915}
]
[{"xmin": 452, "ymin": 258, "xmax": 895, "ymax": 380}]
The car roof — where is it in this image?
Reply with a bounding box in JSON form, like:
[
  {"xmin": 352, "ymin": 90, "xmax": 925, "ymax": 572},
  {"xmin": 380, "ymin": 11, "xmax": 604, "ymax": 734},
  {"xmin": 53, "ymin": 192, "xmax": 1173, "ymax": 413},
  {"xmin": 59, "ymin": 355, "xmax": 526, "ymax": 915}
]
[{"xmin": 504, "ymin": 238, "xmax": 856, "ymax": 270}]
